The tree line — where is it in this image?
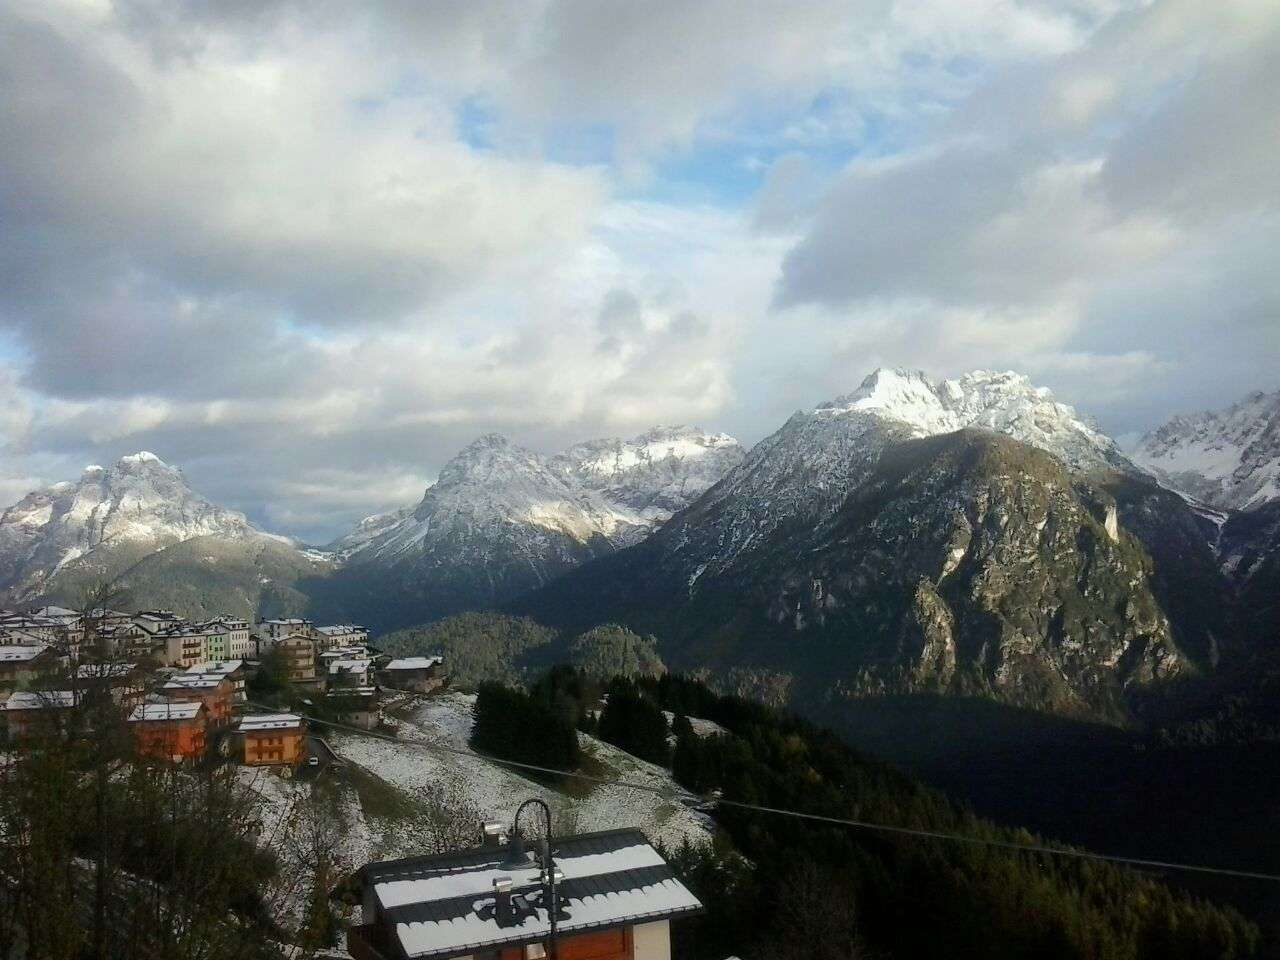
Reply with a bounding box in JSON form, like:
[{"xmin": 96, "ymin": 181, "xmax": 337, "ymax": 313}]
[{"xmin": 471, "ymin": 668, "xmax": 1268, "ymax": 960}]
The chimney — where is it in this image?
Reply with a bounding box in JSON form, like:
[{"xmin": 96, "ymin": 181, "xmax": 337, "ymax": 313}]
[
  {"xmin": 493, "ymin": 876, "xmax": 514, "ymax": 927},
  {"xmin": 480, "ymin": 820, "xmax": 508, "ymax": 849}
]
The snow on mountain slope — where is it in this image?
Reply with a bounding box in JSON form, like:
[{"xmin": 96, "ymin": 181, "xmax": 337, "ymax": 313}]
[
  {"xmin": 1131, "ymin": 389, "xmax": 1280, "ymax": 511},
  {"xmin": 345, "ymin": 434, "xmax": 643, "ymax": 566},
  {"xmin": 328, "ymin": 506, "xmax": 414, "ymax": 559},
  {"xmin": 0, "ymin": 451, "xmax": 259, "ymax": 600},
  {"xmin": 824, "ymin": 368, "xmax": 1129, "ymax": 473},
  {"xmin": 244, "ymin": 691, "xmax": 711, "ymax": 921},
  {"xmin": 344, "ymin": 426, "xmax": 744, "ymax": 567},
  {"xmin": 665, "ymin": 368, "xmax": 1133, "ymax": 575},
  {"xmin": 550, "ymin": 425, "xmax": 745, "ymax": 537}
]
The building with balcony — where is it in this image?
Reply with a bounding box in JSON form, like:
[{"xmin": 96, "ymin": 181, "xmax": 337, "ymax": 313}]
[
  {"xmin": 238, "ymin": 713, "xmax": 305, "ymax": 765},
  {"xmin": 162, "ymin": 673, "xmax": 236, "ymax": 726}
]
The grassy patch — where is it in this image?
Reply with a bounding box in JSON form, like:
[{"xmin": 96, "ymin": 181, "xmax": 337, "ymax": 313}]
[{"xmin": 336, "ymin": 760, "xmax": 419, "ymax": 823}]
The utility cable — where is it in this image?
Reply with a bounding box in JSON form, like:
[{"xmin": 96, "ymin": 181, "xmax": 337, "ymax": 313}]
[{"xmin": 244, "ymin": 700, "xmax": 1280, "ymax": 884}]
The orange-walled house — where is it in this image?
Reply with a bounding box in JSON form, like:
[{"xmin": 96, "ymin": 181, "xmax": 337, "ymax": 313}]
[
  {"xmin": 129, "ymin": 700, "xmax": 208, "ymax": 761},
  {"xmin": 238, "ymin": 713, "xmax": 305, "ymax": 766},
  {"xmin": 162, "ymin": 674, "xmax": 235, "ymax": 726}
]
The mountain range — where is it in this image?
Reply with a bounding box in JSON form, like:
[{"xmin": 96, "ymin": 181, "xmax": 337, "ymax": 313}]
[
  {"xmin": 2, "ymin": 370, "xmax": 1275, "ymax": 723},
  {"xmin": 514, "ymin": 370, "xmax": 1222, "ymax": 718},
  {"xmin": 313, "ymin": 426, "xmax": 745, "ymax": 627}
]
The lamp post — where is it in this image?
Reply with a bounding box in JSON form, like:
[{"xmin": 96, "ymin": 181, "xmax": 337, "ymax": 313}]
[{"xmin": 507, "ymin": 798, "xmax": 558, "ymax": 959}]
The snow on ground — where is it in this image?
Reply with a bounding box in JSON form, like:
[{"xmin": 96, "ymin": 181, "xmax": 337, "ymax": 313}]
[
  {"xmin": 332, "ymin": 691, "xmax": 714, "ymax": 851},
  {"xmin": 662, "ymin": 710, "xmax": 727, "ymax": 738},
  {"xmin": 237, "ymin": 691, "xmax": 713, "ymax": 926}
]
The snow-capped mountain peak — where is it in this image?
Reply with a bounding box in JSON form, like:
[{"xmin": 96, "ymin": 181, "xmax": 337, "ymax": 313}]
[
  {"xmin": 343, "ymin": 425, "xmax": 746, "ymax": 569},
  {"xmin": 551, "ymin": 425, "xmax": 746, "ymax": 521},
  {"xmin": 1132, "ymin": 388, "xmax": 1280, "ymax": 510},
  {"xmin": 332, "ymin": 425, "xmax": 746, "ymax": 618},
  {"xmin": 820, "ymin": 367, "xmax": 1125, "ymax": 472},
  {"xmin": 0, "ymin": 451, "xmax": 260, "ymax": 600},
  {"xmin": 662, "ymin": 367, "xmax": 1133, "ymax": 575},
  {"xmin": 824, "ymin": 367, "xmax": 959, "ymax": 433}
]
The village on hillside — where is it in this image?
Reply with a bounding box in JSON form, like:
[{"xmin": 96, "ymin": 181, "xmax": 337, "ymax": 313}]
[
  {"xmin": 0, "ymin": 605, "xmax": 444, "ymax": 766},
  {"xmin": 0, "ymin": 602, "xmax": 715, "ymax": 960}
]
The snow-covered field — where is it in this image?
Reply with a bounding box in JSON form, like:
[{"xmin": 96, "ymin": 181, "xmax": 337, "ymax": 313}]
[
  {"xmin": 239, "ymin": 691, "xmax": 713, "ymax": 925},
  {"xmin": 333, "ymin": 691, "xmax": 713, "ymax": 851}
]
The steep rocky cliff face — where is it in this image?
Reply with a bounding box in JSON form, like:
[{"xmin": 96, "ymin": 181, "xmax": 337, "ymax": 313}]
[
  {"xmin": 1219, "ymin": 500, "xmax": 1280, "ymax": 645},
  {"xmin": 518, "ymin": 431, "xmax": 1188, "ymax": 721}
]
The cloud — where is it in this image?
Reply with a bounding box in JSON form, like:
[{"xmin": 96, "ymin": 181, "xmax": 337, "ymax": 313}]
[
  {"xmin": 772, "ymin": 0, "xmax": 1279, "ymax": 432},
  {"xmin": 0, "ymin": 0, "xmax": 1274, "ymax": 540}
]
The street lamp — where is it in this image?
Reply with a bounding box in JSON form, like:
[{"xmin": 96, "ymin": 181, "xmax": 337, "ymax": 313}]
[{"xmin": 506, "ymin": 798, "xmax": 559, "ymax": 959}]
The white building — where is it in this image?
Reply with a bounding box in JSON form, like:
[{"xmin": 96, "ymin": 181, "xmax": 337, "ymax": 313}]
[
  {"xmin": 315, "ymin": 624, "xmax": 370, "ymax": 650},
  {"xmin": 254, "ymin": 618, "xmax": 317, "ymax": 654},
  {"xmin": 198, "ymin": 616, "xmax": 252, "ymax": 659},
  {"xmin": 133, "ymin": 610, "xmax": 187, "ymax": 636}
]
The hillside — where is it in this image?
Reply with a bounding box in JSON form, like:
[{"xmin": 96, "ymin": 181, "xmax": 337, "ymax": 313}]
[
  {"xmin": 323, "ymin": 427, "xmax": 743, "ymax": 631},
  {"xmin": 43, "ymin": 533, "xmax": 332, "ymax": 621},
  {"xmin": 516, "ymin": 430, "xmax": 1195, "ymax": 721}
]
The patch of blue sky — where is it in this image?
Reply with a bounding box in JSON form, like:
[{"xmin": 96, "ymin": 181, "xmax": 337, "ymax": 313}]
[
  {"xmin": 542, "ymin": 121, "xmax": 617, "ymax": 167},
  {"xmin": 455, "ymin": 96, "xmax": 497, "ymax": 151},
  {"xmin": 627, "ymin": 94, "xmax": 906, "ymax": 208},
  {"xmin": 0, "ymin": 328, "xmax": 30, "ymax": 368}
]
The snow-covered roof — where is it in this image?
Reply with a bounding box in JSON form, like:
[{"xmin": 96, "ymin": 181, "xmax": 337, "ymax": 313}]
[
  {"xmin": 0, "ymin": 644, "xmax": 51, "ymax": 662},
  {"xmin": 328, "ymin": 659, "xmax": 370, "ymax": 675},
  {"xmin": 329, "ymin": 685, "xmax": 378, "ymax": 697},
  {"xmin": 384, "ymin": 656, "xmax": 443, "ymax": 671},
  {"xmin": 362, "ymin": 828, "xmax": 702, "ymax": 959},
  {"xmin": 130, "ymin": 700, "xmax": 203, "ymax": 722},
  {"xmin": 187, "ymin": 659, "xmax": 244, "ymax": 675},
  {"xmin": 238, "ymin": 713, "xmax": 303, "ymax": 732},
  {"xmin": 320, "ymin": 646, "xmax": 371, "ymax": 659},
  {"xmin": 163, "ymin": 675, "xmax": 228, "ymax": 691},
  {"xmin": 30, "ymin": 605, "xmax": 80, "ymax": 620},
  {"xmin": 4, "ymin": 690, "xmax": 78, "ymax": 711},
  {"xmin": 317, "ymin": 624, "xmax": 366, "ymax": 635},
  {"xmin": 274, "ymin": 632, "xmax": 316, "ymax": 643}
]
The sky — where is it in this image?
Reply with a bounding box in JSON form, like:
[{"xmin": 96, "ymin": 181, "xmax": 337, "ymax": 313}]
[{"xmin": 1, "ymin": 0, "xmax": 1277, "ymax": 543}]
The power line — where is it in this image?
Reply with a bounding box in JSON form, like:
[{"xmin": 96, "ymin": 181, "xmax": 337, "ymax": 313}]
[{"xmin": 246, "ymin": 701, "xmax": 1280, "ymax": 884}]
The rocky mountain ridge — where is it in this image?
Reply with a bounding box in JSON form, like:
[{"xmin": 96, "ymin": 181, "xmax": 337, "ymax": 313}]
[
  {"xmin": 323, "ymin": 426, "xmax": 745, "ymax": 628},
  {"xmin": 0, "ymin": 452, "xmax": 261, "ymax": 601},
  {"xmin": 515, "ymin": 426, "xmax": 1193, "ymax": 720},
  {"xmin": 652, "ymin": 368, "xmax": 1136, "ymax": 586},
  {"xmin": 511, "ymin": 370, "xmax": 1268, "ymax": 721},
  {"xmin": 1131, "ymin": 388, "xmax": 1280, "ymax": 511}
]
